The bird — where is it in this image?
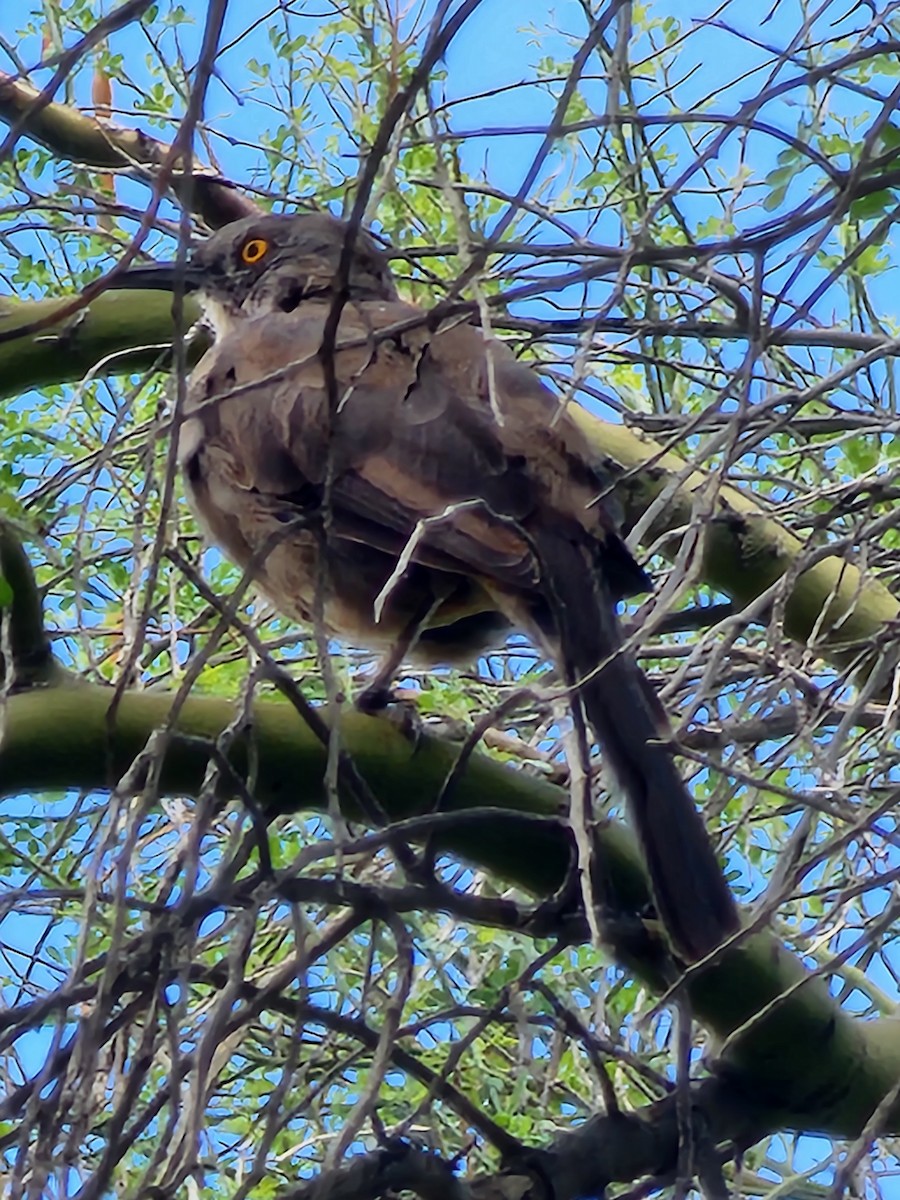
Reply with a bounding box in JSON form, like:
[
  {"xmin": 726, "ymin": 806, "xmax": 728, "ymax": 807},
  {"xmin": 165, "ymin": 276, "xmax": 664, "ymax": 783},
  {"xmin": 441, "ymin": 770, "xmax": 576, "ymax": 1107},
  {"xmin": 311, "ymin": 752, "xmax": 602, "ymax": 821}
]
[{"xmin": 116, "ymin": 210, "xmax": 739, "ymax": 963}]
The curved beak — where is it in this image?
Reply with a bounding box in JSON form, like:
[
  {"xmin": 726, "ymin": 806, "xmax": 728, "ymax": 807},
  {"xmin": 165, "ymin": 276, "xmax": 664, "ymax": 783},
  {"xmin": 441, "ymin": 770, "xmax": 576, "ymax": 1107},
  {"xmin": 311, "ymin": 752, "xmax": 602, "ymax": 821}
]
[{"xmin": 111, "ymin": 261, "xmax": 204, "ymax": 292}]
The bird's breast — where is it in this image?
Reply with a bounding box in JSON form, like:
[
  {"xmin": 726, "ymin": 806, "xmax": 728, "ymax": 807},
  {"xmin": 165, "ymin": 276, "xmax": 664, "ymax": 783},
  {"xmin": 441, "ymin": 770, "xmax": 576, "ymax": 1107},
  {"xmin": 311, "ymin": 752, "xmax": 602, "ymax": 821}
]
[{"xmin": 177, "ymin": 421, "xmax": 478, "ymax": 654}]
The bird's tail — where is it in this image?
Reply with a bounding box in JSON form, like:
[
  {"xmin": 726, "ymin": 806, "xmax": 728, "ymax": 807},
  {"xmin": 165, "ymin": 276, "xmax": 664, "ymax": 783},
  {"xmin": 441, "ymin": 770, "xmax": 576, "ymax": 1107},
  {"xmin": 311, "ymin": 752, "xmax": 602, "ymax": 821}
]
[{"xmin": 532, "ymin": 528, "xmax": 739, "ymax": 963}]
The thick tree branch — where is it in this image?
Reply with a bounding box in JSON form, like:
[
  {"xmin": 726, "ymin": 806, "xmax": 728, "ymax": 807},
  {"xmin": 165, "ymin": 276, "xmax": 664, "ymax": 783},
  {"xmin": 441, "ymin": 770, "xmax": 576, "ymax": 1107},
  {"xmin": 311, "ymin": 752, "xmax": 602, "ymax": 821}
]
[
  {"xmin": 0, "ymin": 682, "xmax": 643, "ymax": 920},
  {"xmin": 276, "ymin": 1142, "xmax": 474, "ymax": 1200},
  {"xmin": 0, "ymin": 0, "xmax": 154, "ymax": 161},
  {"xmin": 0, "ymin": 72, "xmax": 261, "ymax": 228},
  {"xmin": 270, "ymin": 1078, "xmax": 768, "ymax": 1200},
  {"xmin": 524, "ymin": 1075, "xmax": 772, "ymax": 1199},
  {"xmin": 2, "ymin": 677, "xmax": 900, "ymax": 1138},
  {"xmin": 0, "ymin": 290, "xmax": 204, "ymax": 399},
  {"xmin": 567, "ymin": 408, "xmax": 900, "ymax": 685}
]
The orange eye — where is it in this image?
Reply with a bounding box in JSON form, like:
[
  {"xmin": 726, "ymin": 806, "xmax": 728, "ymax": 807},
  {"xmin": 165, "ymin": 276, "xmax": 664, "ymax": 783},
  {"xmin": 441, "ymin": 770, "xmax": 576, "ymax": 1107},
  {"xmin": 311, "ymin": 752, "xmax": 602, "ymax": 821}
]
[{"xmin": 240, "ymin": 238, "xmax": 269, "ymax": 265}]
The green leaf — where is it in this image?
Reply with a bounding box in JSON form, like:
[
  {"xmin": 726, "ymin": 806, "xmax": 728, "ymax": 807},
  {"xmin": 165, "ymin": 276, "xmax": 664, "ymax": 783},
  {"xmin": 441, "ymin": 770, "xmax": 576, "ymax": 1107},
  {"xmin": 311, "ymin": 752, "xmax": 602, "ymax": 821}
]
[
  {"xmin": 849, "ymin": 190, "xmax": 895, "ymax": 221},
  {"xmin": 763, "ymin": 182, "xmax": 789, "ymax": 211},
  {"xmin": 818, "ymin": 134, "xmax": 852, "ymax": 157}
]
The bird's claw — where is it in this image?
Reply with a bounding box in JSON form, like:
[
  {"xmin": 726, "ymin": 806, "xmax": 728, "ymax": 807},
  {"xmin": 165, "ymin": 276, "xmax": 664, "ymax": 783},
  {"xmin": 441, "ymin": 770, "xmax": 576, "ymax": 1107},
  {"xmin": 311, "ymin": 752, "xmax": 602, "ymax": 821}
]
[{"xmin": 354, "ymin": 684, "xmax": 426, "ymax": 749}]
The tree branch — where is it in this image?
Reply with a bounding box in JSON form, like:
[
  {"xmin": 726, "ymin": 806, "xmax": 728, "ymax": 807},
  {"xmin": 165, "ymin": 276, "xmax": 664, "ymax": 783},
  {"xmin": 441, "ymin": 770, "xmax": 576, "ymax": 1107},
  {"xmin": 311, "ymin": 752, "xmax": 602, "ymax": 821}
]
[
  {"xmin": 0, "ymin": 72, "xmax": 261, "ymax": 228},
  {"xmin": 2, "ymin": 676, "xmax": 900, "ymax": 1138},
  {"xmin": 0, "ymin": 0, "xmax": 154, "ymax": 162},
  {"xmin": 567, "ymin": 407, "xmax": 900, "ymax": 686},
  {"xmin": 0, "ymin": 289, "xmax": 204, "ymax": 399}
]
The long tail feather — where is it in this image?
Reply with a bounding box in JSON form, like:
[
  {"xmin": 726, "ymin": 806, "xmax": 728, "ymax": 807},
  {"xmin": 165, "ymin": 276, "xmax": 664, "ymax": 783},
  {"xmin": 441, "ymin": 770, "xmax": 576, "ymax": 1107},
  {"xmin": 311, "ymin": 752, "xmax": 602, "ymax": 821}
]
[{"xmin": 534, "ymin": 529, "xmax": 739, "ymax": 963}]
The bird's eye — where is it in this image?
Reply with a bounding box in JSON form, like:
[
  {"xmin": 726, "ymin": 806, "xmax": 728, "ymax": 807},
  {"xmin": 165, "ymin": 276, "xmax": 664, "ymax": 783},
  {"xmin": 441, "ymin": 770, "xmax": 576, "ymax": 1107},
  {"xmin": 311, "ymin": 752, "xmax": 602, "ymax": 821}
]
[{"xmin": 240, "ymin": 238, "xmax": 270, "ymax": 265}]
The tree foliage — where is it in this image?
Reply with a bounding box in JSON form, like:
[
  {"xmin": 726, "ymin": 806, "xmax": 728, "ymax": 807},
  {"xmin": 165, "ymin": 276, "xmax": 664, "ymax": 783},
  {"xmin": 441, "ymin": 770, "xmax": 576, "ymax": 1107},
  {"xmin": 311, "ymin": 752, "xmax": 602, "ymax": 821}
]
[{"xmin": 2, "ymin": 2, "xmax": 900, "ymax": 1198}]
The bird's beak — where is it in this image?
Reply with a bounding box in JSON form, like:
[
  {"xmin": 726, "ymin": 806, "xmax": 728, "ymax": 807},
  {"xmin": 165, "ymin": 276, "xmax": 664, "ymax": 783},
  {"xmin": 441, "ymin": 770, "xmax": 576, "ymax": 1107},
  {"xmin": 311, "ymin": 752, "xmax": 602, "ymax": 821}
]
[{"xmin": 110, "ymin": 260, "xmax": 204, "ymax": 292}]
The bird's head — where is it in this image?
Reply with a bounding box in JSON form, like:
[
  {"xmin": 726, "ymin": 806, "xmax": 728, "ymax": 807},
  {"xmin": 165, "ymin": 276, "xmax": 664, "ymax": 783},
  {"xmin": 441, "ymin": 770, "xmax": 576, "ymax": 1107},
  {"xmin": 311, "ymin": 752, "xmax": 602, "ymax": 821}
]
[{"xmin": 114, "ymin": 211, "xmax": 398, "ymax": 332}]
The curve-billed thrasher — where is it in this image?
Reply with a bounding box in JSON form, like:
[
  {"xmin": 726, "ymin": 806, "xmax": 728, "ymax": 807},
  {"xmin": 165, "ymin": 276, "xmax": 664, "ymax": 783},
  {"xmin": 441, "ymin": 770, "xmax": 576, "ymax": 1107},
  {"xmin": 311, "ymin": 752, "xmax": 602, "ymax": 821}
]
[{"xmin": 117, "ymin": 211, "xmax": 738, "ymax": 962}]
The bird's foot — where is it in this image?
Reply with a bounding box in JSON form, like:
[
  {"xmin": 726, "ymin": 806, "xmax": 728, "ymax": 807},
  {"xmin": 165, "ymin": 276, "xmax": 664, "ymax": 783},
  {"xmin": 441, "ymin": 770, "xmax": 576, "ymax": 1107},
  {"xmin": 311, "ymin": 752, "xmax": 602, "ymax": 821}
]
[
  {"xmin": 354, "ymin": 684, "xmax": 390, "ymax": 714},
  {"xmin": 354, "ymin": 684, "xmax": 425, "ymax": 746},
  {"xmin": 354, "ymin": 681, "xmax": 415, "ymax": 714}
]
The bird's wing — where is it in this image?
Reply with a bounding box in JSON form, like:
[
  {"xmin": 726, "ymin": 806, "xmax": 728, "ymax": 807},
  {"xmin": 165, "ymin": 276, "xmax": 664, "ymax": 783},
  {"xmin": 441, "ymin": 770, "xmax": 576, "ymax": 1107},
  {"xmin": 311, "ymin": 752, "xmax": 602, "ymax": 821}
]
[{"xmin": 185, "ymin": 299, "xmax": 644, "ymax": 599}]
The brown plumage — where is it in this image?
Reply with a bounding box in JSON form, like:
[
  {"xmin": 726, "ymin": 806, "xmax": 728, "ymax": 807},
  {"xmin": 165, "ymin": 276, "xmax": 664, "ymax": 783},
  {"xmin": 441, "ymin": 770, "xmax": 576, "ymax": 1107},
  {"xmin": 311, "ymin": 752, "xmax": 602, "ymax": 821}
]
[{"xmin": 119, "ymin": 212, "xmax": 739, "ymax": 963}]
